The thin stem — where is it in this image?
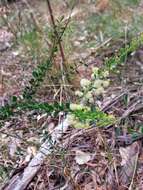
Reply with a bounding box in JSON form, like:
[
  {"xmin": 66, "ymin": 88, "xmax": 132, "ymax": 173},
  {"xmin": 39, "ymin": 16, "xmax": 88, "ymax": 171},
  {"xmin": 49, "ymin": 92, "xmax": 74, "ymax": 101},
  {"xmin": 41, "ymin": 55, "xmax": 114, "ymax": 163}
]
[{"xmin": 46, "ymin": 0, "xmax": 65, "ymax": 64}]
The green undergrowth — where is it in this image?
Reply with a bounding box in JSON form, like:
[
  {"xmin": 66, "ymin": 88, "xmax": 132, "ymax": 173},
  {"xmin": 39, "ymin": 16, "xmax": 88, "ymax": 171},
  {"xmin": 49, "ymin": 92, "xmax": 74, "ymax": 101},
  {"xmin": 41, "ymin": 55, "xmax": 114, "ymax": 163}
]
[
  {"xmin": 85, "ymin": 0, "xmax": 142, "ymax": 49},
  {"xmin": 72, "ymin": 109, "xmax": 115, "ymax": 127},
  {"xmin": 0, "ymin": 100, "xmax": 115, "ymax": 128},
  {"xmin": 116, "ymin": 0, "xmax": 140, "ymax": 7},
  {"xmin": 1, "ymin": 33, "xmax": 143, "ymax": 129},
  {"xmin": 0, "ymin": 100, "xmax": 69, "ymax": 120},
  {"xmin": 105, "ymin": 33, "xmax": 143, "ymax": 70},
  {"xmin": 1, "ymin": 10, "xmax": 143, "ymax": 131}
]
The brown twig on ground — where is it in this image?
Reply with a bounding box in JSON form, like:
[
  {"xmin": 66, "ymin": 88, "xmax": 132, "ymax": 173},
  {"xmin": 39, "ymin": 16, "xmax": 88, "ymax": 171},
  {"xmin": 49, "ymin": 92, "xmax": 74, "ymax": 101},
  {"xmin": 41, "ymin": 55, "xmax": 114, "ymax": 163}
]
[
  {"xmin": 121, "ymin": 99, "xmax": 143, "ymax": 120},
  {"xmin": 101, "ymin": 91, "xmax": 127, "ymax": 112},
  {"xmin": 3, "ymin": 117, "xmax": 70, "ymax": 190}
]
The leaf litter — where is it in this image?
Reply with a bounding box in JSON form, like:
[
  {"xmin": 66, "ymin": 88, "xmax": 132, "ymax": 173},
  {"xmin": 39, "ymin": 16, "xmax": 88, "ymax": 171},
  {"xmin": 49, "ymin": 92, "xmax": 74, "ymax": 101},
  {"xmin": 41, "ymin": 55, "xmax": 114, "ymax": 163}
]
[{"xmin": 1, "ymin": 0, "xmax": 143, "ymax": 189}]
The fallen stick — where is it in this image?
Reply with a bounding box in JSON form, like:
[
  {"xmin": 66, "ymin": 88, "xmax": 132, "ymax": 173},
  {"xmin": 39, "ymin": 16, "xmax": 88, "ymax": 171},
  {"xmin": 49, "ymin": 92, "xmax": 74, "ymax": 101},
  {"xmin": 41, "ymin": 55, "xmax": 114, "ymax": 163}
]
[
  {"xmin": 101, "ymin": 91, "xmax": 127, "ymax": 112},
  {"xmin": 121, "ymin": 100, "xmax": 143, "ymax": 119},
  {"xmin": 4, "ymin": 117, "xmax": 70, "ymax": 190}
]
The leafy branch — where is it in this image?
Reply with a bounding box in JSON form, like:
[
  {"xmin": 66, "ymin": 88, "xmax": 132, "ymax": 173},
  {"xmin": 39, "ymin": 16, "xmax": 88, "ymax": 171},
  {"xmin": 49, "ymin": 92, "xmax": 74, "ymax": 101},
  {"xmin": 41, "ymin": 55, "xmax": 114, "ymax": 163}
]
[{"xmin": 105, "ymin": 33, "xmax": 143, "ymax": 70}]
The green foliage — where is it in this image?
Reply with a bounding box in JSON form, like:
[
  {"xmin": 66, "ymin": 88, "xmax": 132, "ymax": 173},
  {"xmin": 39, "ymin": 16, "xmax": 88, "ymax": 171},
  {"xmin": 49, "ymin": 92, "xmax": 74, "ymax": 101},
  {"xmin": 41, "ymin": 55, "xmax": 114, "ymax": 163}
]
[
  {"xmin": 0, "ymin": 16, "xmax": 69, "ymax": 125},
  {"xmin": 1, "ymin": 33, "xmax": 142, "ymax": 129},
  {"xmin": 117, "ymin": 0, "xmax": 140, "ymax": 6},
  {"xmin": 86, "ymin": 12, "xmax": 123, "ymax": 39},
  {"xmin": 68, "ymin": 34, "xmax": 143, "ymax": 129},
  {"xmin": 0, "ymin": 104, "xmax": 13, "ymax": 120},
  {"xmin": 63, "ymin": 21, "xmax": 76, "ymax": 54},
  {"xmin": 19, "ymin": 29, "xmax": 39, "ymax": 49},
  {"xmin": 105, "ymin": 33, "xmax": 143, "ymax": 70},
  {"xmin": 0, "ymin": 166, "xmax": 9, "ymax": 183},
  {"xmin": 23, "ymin": 59, "xmax": 52, "ymax": 99},
  {"xmin": 72, "ymin": 109, "xmax": 116, "ymax": 127},
  {"xmin": 1, "ymin": 4, "xmax": 143, "ymax": 132},
  {"xmin": 85, "ymin": 0, "xmax": 142, "ymax": 46},
  {"xmin": 0, "ymin": 100, "xmax": 69, "ymax": 121}
]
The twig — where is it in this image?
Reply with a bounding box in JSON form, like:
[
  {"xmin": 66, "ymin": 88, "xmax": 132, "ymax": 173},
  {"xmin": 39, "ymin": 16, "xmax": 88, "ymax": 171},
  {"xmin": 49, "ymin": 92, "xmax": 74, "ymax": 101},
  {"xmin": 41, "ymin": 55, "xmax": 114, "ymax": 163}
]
[
  {"xmin": 46, "ymin": 0, "xmax": 74, "ymax": 96},
  {"xmin": 46, "ymin": 0, "xmax": 65, "ymax": 65},
  {"xmin": 128, "ymin": 146, "xmax": 139, "ymax": 190},
  {"xmin": 121, "ymin": 100, "xmax": 143, "ymax": 120},
  {"xmin": 3, "ymin": 117, "xmax": 70, "ymax": 190},
  {"xmin": 101, "ymin": 91, "xmax": 127, "ymax": 112}
]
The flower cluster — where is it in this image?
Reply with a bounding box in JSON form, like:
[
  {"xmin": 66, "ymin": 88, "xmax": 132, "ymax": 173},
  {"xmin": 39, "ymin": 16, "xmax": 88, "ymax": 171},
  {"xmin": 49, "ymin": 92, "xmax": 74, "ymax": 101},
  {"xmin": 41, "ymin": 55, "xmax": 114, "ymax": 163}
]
[
  {"xmin": 67, "ymin": 104, "xmax": 115, "ymax": 129},
  {"xmin": 70, "ymin": 103, "xmax": 90, "ymax": 111},
  {"xmin": 67, "ymin": 67, "xmax": 115, "ymax": 129},
  {"xmin": 75, "ymin": 67, "xmax": 110, "ymax": 103},
  {"xmin": 67, "ymin": 103, "xmax": 91, "ymax": 128},
  {"xmin": 67, "ymin": 114, "xmax": 90, "ymax": 129}
]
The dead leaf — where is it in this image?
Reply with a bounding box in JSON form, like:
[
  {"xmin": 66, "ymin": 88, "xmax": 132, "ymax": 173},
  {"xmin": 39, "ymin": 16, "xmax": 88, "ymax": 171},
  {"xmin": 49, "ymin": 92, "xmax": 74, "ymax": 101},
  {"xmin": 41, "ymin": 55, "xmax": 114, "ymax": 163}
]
[
  {"xmin": 75, "ymin": 150, "xmax": 91, "ymax": 165},
  {"xmin": 119, "ymin": 142, "xmax": 140, "ymax": 185}
]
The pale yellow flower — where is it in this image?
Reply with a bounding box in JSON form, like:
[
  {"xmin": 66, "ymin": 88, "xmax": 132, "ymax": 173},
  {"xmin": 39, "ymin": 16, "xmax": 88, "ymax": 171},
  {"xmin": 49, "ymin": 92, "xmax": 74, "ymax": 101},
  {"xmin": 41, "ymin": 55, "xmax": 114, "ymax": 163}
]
[
  {"xmin": 102, "ymin": 71, "xmax": 109, "ymax": 77},
  {"xmin": 70, "ymin": 103, "xmax": 83, "ymax": 111},
  {"xmin": 89, "ymin": 97, "xmax": 94, "ymax": 103},
  {"xmin": 84, "ymin": 106, "xmax": 91, "ymax": 111},
  {"xmin": 93, "ymin": 79, "xmax": 103, "ymax": 88},
  {"xmin": 74, "ymin": 122, "xmax": 90, "ymax": 129},
  {"xmin": 85, "ymin": 91, "xmax": 93, "ymax": 100},
  {"xmin": 92, "ymin": 67, "xmax": 99, "ymax": 73},
  {"xmin": 102, "ymin": 80, "xmax": 110, "ymax": 88},
  {"xmin": 66, "ymin": 114, "xmax": 76, "ymax": 125},
  {"xmin": 91, "ymin": 73, "xmax": 95, "ymax": 79},
  {"xmin": 75, "ymin": 90, "xmax": 83, "ymax": 97},
  {"xmin": 80, "ymin": 78, "xmax": 91, "ymax": 88},
  {"xmin": 94, "ymin": 87, "xmax": 104, "ymax": 96},
  {"xmin": 108, "ymin": 114, "xmax": 115, "ymax": 120}
]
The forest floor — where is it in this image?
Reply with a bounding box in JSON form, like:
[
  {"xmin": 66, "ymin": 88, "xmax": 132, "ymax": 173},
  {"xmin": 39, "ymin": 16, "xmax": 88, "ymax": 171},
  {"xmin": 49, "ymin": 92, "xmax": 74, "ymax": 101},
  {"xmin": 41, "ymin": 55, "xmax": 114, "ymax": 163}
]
[{"xmin": 0, "ymin": 0, "xmax": 143, "ymax": 189}]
